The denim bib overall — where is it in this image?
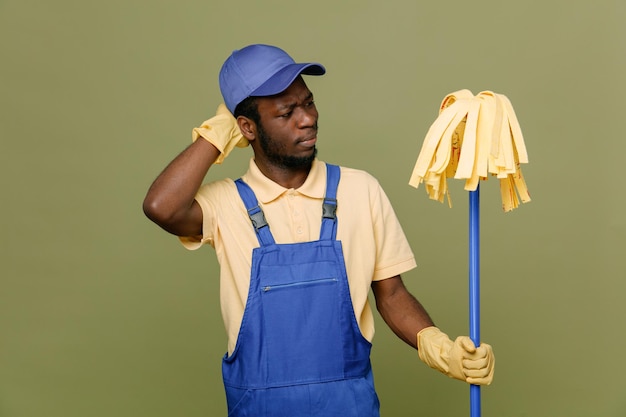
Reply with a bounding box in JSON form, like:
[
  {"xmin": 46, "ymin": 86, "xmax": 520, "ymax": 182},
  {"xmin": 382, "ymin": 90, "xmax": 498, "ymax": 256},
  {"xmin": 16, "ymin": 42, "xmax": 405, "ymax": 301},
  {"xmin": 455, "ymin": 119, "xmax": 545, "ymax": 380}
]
[{"xmin": 222, "ymin": 164, "xmax": 380, "ymax": 417}]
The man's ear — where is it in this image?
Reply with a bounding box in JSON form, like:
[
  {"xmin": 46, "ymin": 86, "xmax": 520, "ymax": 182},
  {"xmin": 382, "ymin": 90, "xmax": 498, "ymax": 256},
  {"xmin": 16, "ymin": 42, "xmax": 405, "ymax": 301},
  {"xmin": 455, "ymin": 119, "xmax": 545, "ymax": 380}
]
[{"xmin": 237, "ymin": 116, "xmax": 256, "ymax": 141}]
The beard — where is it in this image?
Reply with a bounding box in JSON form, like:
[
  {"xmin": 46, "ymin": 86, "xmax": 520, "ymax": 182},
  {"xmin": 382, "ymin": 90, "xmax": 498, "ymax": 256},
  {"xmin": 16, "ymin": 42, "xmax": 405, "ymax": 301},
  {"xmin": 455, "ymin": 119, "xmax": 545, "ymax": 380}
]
[{"xmin": 257, "ymin": 122, "xmax": 317, "ymax": 169}]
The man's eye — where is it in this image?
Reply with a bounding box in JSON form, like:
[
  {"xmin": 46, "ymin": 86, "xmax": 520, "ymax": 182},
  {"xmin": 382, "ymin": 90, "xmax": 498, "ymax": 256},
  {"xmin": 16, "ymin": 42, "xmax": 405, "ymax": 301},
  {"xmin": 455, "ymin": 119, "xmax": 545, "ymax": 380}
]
[
  {"xmin": 280, "ymin": 111, "xmax": 292, "ymax": 118},
  {"xmin": 307, "ymin": 100, "xmax": 315, "ymax": 107}
]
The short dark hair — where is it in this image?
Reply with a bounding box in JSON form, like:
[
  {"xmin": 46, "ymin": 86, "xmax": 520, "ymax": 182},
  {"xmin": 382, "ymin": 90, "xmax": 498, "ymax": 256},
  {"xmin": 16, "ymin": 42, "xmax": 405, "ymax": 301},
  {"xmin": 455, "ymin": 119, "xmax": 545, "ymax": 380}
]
[{"xmin": 234, "ymin": 96, "xmax": 260, "ymax": 126}]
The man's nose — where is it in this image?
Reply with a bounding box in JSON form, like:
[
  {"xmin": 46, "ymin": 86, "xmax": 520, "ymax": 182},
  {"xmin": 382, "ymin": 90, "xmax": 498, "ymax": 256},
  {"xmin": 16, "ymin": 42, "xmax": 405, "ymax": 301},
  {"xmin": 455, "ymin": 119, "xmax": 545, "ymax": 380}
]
[{"xmin": 295, "ymin": 106, "xmax": 317, "ymax": 128}]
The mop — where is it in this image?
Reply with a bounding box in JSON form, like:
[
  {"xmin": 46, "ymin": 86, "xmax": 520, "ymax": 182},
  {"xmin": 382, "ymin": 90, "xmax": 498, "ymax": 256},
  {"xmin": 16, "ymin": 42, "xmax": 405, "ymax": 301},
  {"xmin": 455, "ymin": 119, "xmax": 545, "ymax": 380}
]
[{"xmin": 409, "ymin": 90, "xmax": 530, "ymax": 417}]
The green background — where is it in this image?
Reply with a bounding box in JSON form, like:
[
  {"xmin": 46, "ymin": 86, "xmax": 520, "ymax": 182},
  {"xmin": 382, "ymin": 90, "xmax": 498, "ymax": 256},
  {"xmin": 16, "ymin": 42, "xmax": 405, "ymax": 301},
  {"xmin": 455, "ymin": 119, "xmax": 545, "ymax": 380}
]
[{"xmin": 2, "ymin": 0, "xmax": 625, "ymax": 416}]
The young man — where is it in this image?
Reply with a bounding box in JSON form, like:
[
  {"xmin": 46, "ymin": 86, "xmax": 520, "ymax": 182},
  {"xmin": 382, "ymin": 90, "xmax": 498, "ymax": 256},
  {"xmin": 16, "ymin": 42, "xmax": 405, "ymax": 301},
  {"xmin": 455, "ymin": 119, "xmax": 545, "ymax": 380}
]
[{"xmin": 143, "ymin": 44, "xmax": 494, "ymax": 416}]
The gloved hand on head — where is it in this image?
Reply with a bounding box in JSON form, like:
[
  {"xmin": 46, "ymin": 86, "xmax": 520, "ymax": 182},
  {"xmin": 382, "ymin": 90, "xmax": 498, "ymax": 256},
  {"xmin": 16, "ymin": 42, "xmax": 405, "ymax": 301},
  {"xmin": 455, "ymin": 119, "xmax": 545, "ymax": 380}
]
[
  {"xmin": 192, "ymin": 103, "xmax": 249, "ymax": 164},
  {"xmin": 417, "ymin": 326, "xmax": 494, "ymax": 385}
]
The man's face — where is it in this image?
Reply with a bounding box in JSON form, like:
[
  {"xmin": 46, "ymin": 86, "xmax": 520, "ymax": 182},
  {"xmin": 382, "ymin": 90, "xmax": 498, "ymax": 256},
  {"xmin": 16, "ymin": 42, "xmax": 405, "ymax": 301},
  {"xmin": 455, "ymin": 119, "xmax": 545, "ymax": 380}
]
[{"xmin": 254, "ymin": 77, "xmax": 319, "ymax": 169}]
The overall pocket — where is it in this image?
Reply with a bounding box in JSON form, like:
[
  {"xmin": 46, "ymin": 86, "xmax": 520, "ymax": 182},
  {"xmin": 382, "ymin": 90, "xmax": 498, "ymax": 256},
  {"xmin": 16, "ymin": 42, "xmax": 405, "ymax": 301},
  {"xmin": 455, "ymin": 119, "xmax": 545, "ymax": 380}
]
[{"xmin": 259, "ymin": 262, "xmax": 344, "ymax": 385}]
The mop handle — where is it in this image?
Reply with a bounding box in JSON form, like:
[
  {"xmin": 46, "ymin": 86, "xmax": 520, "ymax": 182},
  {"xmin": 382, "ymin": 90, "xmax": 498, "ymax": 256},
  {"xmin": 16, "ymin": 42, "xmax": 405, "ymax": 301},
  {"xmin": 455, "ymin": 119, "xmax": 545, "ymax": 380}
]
[{"xmin": 469, "ymin": 186, "xmax": 481, "ymax": 417}]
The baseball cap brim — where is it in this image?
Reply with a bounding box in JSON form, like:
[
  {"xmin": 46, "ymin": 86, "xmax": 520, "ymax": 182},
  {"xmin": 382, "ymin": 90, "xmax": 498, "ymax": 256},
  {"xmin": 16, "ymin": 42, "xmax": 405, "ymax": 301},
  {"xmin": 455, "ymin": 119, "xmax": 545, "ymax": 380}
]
[{"xmin": 250, "ymin": 63, "xmax": 326, "ymax": 98}]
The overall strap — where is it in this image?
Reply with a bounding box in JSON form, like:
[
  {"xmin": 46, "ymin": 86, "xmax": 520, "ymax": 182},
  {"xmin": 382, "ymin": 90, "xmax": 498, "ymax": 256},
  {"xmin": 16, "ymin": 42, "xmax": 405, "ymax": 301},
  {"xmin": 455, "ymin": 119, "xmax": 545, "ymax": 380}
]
[
  {"xmin": 320, "ymin": 164, "xmax": 340, "ymax": 241},
  {"xmin": 234, "ymin": 179, "xmax": 276, "ymax": 246}
]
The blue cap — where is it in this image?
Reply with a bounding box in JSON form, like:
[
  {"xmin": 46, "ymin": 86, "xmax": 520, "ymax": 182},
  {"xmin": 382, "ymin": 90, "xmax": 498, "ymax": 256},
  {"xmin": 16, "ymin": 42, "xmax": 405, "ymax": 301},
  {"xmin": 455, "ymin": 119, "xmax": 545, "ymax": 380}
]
[{"xmin": 219, "ymin": 44, "xmax": 326, "ymax": 113}]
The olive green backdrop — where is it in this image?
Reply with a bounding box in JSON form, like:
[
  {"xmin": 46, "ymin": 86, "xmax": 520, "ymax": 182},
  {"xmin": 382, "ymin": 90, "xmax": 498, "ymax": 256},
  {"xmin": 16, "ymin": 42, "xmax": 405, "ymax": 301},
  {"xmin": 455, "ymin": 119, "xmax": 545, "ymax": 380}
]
[{"xmin": 1, "ymin": 0, "xmax": 624, "ymax": 416}]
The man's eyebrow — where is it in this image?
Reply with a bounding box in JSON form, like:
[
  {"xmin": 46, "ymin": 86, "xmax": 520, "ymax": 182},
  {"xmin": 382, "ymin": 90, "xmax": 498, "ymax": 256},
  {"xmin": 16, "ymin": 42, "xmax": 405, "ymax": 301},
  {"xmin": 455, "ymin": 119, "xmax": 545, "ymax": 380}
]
[{"xmin": 276, "ymin": 92, "xmax": 314, "ymax": 111}]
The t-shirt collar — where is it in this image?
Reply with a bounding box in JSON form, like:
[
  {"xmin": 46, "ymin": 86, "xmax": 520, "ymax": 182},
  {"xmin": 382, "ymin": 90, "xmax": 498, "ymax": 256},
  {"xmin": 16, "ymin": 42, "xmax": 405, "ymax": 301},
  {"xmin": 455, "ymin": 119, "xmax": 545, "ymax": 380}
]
[{"xmin": 241, "ymin": 158, "xmax": 326, "ymax": 204}]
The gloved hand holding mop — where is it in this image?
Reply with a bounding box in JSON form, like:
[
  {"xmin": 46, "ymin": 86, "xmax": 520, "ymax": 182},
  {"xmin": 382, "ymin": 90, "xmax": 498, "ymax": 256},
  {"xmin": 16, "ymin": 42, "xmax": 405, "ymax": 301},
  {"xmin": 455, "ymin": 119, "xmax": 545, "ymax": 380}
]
[{"xmin": 417, "ymin": 326, "xmax": 495, "ymax": 385}]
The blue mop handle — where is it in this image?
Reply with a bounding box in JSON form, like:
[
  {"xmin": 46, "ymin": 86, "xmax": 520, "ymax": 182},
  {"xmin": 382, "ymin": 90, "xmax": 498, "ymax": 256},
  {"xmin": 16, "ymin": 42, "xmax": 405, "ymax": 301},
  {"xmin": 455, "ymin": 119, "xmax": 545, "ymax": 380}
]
[{"xmin": 469, "ymin": 186, "xmax": 481, "ymax": 417}]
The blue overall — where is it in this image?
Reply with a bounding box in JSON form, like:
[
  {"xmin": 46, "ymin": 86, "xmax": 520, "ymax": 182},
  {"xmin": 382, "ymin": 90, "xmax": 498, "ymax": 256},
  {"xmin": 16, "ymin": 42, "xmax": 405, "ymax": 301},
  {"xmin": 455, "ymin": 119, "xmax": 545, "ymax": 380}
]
[{"xmin": 223, "ymin": 164, "xmax": 380, "ymax": 417}]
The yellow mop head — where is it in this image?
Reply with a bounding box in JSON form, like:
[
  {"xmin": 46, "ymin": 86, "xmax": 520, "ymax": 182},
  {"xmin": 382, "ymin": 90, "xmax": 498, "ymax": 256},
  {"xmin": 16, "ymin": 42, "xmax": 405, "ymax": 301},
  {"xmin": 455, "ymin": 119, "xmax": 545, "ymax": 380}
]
[{"xmin": 409, "ymin": 90, "xmax": 531, "ymax": 212}]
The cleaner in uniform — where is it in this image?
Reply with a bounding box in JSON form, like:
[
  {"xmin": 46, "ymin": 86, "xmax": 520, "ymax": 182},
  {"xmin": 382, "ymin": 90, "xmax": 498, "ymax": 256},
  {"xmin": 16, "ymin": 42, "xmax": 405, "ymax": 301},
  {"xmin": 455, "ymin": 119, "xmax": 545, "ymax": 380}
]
[{"xmin": 143, "ymin": 44, "xmax": 495, "ymax": 416}]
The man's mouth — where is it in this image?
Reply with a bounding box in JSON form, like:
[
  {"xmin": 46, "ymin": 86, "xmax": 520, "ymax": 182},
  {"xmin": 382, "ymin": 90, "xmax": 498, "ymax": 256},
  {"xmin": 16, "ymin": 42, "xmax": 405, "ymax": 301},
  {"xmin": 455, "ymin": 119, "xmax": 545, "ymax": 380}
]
[{"xmin": 298, "ymin": 136, "xmax": 317, "ymax": 147}]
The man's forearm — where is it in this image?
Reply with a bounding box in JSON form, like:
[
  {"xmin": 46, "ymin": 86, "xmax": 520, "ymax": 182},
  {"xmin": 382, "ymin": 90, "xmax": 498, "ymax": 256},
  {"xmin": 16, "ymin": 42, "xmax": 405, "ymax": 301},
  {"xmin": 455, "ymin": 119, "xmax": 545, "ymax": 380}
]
[
  {"xmin": 372, "ymin": 276, "xmax": 435, "ymax": 349},
  {"xmin": 143, "ymin": 138, "xmax": 220, "ymax": 236}
]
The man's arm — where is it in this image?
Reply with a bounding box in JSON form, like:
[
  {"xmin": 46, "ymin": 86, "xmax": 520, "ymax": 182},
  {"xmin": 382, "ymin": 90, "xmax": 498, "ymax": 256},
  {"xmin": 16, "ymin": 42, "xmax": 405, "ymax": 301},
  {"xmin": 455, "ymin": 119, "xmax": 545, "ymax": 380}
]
[
  {"xmin": 143, "ymin": 104, "xmax": 248, "ymax": 237},
  {"xmin": 143, "ymin": 138, "xmax": 219, "ymax": 237},
  {"xmin": 372, "ymin": 275, "xmax": 495, "ymax": 385},
  {"xmin": 371, "ymin": 275, "xmax": 435, "ymax": 349}
]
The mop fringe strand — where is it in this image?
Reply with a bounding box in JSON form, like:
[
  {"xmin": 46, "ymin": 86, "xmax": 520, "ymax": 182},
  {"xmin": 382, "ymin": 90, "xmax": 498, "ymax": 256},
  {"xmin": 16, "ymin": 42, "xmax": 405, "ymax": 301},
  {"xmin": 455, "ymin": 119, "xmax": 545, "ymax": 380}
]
[{"xmin": 409, "ymin": 90, "xmax": 530, "ymax": 212}]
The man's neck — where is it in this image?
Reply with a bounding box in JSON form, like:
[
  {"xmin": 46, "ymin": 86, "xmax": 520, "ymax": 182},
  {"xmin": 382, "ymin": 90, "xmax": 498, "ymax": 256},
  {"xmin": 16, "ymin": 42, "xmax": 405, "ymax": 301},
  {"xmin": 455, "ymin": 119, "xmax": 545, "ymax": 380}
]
[{"xmin": 253, "ymin": 159, "xmax": 312, "ymax": 189}]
